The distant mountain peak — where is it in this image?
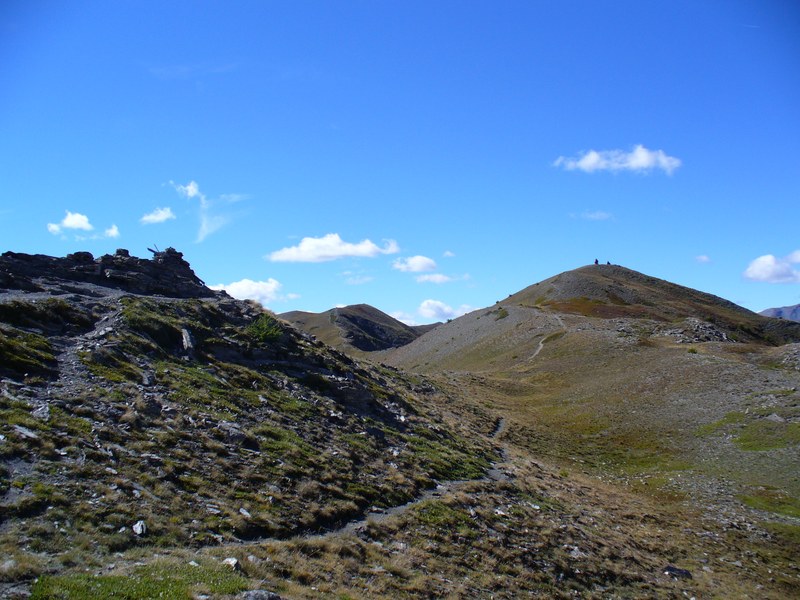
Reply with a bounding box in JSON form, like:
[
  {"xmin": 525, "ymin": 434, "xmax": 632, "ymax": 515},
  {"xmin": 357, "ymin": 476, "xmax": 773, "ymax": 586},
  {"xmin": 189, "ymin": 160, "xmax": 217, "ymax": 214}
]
[
  {"xmin": 760, "ymin": 303, "xmax": 800, "ymax": 322},
  {"xmin": 281, "ymin": 303, "xmax": 438, "ymax": 352}
]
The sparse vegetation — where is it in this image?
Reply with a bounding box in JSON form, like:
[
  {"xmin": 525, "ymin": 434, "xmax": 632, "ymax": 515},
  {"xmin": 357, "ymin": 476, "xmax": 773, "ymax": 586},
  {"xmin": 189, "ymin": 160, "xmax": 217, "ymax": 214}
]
[
  {"xmin": 247, "ymin": 311, "xmax": 283, "ymax": 343},
  {"xmin": 3, "ymin": 256, "xmax": 800, "ymax": 598}
]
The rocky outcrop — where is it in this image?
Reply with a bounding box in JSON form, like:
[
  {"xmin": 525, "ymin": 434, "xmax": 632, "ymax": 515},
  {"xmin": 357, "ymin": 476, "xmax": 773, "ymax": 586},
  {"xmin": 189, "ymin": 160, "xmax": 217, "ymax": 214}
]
[{"xmin": 0, "ymin": 247, "xmax": 215, "ymax": 298}]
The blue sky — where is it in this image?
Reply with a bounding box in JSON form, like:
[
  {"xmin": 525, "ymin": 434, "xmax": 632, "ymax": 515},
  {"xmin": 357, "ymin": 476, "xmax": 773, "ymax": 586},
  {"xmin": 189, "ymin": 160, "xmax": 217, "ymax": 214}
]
[{"xmin": 1, "ymin": 1, "xmax": 799, "ymax": 323}]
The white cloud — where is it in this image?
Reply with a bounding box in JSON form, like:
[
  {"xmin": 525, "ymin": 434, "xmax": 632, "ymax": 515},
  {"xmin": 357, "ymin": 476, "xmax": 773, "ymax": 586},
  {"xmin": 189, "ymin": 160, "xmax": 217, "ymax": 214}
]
[
  {"xmin": 554, "ymin": 144, "xmax": 681, "ymax": 175},
  {"xmin": 393, "ymin": 255, "xmax": 437, "ymax": 272},
  {"xmin": 104, "ymin": 224, "xmax": 120, "ymax": 239},
  {"xmin": 170, "ymin": 180, "xmax": 232, "ymax": 242},
  {"xmin": 209, "ymin": 278, "xmax": 289, "ymax": 307},
  {"xmin": 695, "ymin": 255, "xmax": 711, "ymax": 263},
  {"xmin": 743, "ymin": 251, "xmax": 800, "ymax": 283},
  {"xmin": 47, "ymin": 210, "xmax": 94, "ymax": 234},
  {"xmin": 443, "ymin": 250, "xmax": 456, "ymax": 258},
  {"xmin": 268, "ymin": 233, "xmax": 399, "ymax": 263},
  {"xmin": 172, "ymin": 180, "xmax": 201, "ymax": 199},
  {"xmin": 418, "ymin": 299, "xmax": 473, "ymax": 321},
  {"xmin": 141, "ymin": 207, "xmax": 176, "ymax": 224}
]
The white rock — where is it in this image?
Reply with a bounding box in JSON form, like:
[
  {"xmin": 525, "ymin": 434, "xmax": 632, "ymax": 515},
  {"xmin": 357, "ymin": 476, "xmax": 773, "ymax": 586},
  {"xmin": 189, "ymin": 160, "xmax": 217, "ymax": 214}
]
[{"xmin": 132, "ymin": 520, "xmax": 147, "ymax": 536}]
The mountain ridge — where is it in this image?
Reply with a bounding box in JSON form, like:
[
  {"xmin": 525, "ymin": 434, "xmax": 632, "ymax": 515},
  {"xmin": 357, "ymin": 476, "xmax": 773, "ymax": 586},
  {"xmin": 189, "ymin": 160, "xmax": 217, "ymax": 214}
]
[
  {"xmin": 761, "ymin": 303, "xmax": 800, "ymax": 322},
  {"xmin": 280, "ymin": 303, "xmax": 438, "ymax": 353}
]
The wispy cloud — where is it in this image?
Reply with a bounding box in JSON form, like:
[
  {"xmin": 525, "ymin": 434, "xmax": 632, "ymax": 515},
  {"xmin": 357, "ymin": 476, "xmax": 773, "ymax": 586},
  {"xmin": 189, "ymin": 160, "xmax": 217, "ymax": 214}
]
[
  {"xmin": 418, "ymin": 299, "xmax": 473, "ymax": 321},
  {"xmin": 695, "ymin": 255, "xmax": 711, "ymax": 263},
  {"xmin": 744, "ymin": 251, "xmax": 800, "ymax": 283},
  {"xmin": 268, "ymin": 233, "xmax": 399, "ymax": 263},
  {"xmin": 443, "ymin": 250, "xmax": 456, "ymax": 258},
  {"xmin": 104, "ymin": 224, "xmax": 120, "ymax": 239},
  {"xmin": 393, "ymin": 255, "xmax": 437, "ymax": 273},
  {"xmin": 209, "ymin": 278, "xmax": 296, "ymax": 307},
  {"xmin": 554, "ymin": 144, "xmax": 681, "ymax": 175},
  {"xmin": 140, "ymin": 207, "xmax": 176, "ymax": 225},
  {"xmin": 170, "ymin": 180, "xmax": 232, "ymax": 242}
]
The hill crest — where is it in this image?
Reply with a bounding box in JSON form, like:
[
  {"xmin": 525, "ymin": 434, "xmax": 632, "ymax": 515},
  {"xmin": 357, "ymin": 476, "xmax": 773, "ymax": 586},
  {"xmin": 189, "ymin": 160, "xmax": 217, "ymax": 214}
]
[{"xmin": 280, "ymin": 303, "xmax": 437, "ymax": 352}]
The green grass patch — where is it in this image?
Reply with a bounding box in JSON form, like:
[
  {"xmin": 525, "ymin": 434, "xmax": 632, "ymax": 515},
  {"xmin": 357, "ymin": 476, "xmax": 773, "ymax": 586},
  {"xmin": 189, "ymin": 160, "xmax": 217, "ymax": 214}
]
[
  {"xmin": 699, "ymin": 411, "xmax": 800, "ymax": 450},
  {"xmin": 734, "ymin": 420, "xmax": 800, "ymax": 451},
  {"xmin": 0, "ymin": 329, "xmax": 56, "ymax": 377},
  {"xmin": 80, "ymin": 347, "xmax": 142, "ymax": 383},
  {"xmin": 252, "ymin": 424, "xmax": 315, "ymax": 466},
  {"xmin": 694, "ymin": 411, "xmax": 746, "ymax": 436},
  {"xmin": 154, "ymin": 361, "xmax": 256, "ymax": 416},
  {"xmin": 763, "ymin": 521, "xmax": 800, "ymax": 546},
  {"xmin": 739, "ymin": 488, "xmax": 800, "ymax": 518},
  {"xmin": 406, "ymin": 433, "xmax": 491, "ymax": 480},
  {"xmin": 0, "ymin": 298, "xmax": 94, "ymax": 333},
  {"xmin": 31, "ymin": 560, "xmax": 248, "ymax": 599},
  {"xmin": 414, "ymin": 500, "xmax": 473, "ymax": 529}
]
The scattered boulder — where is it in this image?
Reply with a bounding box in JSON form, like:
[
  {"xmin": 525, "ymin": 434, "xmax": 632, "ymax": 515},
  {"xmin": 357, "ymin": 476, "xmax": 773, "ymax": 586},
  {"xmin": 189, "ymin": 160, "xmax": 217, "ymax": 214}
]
[
  {"xmin": 132, "ymin": 520, "xmax": 147, "ymax": 536},
  {"xmin": 222, "ymin": 557, "xmax": 240, "ymax": 571},
  {"xmin": 240, "ymin": 591, "xmax": 282, "ymax": 600},
  {"xmin": 663, "ymin": 565, "xmax": 692, "ymax": 579}
]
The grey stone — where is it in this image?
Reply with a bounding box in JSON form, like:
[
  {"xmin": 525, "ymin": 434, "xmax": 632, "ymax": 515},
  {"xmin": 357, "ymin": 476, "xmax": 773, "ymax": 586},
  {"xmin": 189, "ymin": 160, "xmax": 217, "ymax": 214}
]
[{"xmin": 240, "ymin": 591, "xmax": 282, "ymax": 600}]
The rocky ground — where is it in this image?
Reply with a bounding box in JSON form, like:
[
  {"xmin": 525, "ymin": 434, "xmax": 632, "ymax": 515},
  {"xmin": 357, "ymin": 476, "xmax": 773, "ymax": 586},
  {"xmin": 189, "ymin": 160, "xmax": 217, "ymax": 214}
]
[{"xmin": 1, "ymin": 252, "xmax": 799, "ymax": 598}]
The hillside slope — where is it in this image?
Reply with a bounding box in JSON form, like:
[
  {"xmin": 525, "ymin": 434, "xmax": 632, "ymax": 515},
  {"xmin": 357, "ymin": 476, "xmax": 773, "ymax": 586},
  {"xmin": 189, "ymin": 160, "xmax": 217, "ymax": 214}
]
[
  {"xmin": 0, "ymin": 250, "xmax": 496, "ymax": 597},
  {"xmin": 280, "ymin": 304, "xmax": 437, "ymax": 352},
  {"xmin": 510, "ymin": 264, "xmax": 800, "ymax": 344},
  {"xmin": 2, "ymin": 253, "xmax": 799, "ymax": 598},
  {"xmin": 385, "ymin": 264, "xmax": 800, "ymax": 597}
]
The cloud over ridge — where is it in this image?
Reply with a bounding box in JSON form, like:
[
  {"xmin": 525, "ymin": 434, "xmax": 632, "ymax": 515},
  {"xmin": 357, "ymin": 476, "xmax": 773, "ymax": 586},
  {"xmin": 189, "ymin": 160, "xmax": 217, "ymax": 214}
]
[
  {"xmin": 268, "ymin": 233, "xmax": 399, "ymax": 263},
  {"xmin": 210, "ymin": 278, "xmax": 292, "ymax": 307},
  {"xmin": 393, "ymin": 255, "xmax": 437, "ymax": 273},
  {"xmin": 47, "ymin": 211, "xmax": 93, "ymax": 234},
  {"xmin": 418, "ymin": 299, "xmax": 472, "ymax": 321},
  {"xmin": 744, "ymin": 251, "xmax": 800, "ymax": 283},
  {"xmin": 554, "ymin": 144, "xmax": 681, "ymax": 174}
]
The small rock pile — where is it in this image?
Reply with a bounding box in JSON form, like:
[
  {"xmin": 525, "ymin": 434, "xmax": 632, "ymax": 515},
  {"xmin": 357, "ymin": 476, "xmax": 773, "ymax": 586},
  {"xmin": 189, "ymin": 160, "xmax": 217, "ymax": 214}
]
[{"xmin": 655, "ymin": 317, "xmax": 731, "ymax": 343}]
